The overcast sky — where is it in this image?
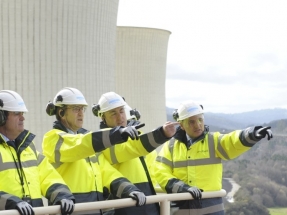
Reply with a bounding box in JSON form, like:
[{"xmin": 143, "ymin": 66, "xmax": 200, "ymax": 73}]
[{"xmin": 117, "ymin": 0, "xmax": 287, "ymax": 113}]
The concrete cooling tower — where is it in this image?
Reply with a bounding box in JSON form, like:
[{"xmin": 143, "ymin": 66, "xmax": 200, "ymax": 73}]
[
  {"xmin": 0, "ymin": 0, "xmax": 119, "ymax": 149},
  {"xmin": 115, "ymin": 27, "xmax": 171, "ymax": 133}
]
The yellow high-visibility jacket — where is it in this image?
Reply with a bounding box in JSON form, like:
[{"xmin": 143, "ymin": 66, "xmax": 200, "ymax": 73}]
[
  {"xmin": 42, "ymin": 121, "xmax": 142, "ymax": 215},
  {"xmin": 144, "ymin": 150, "xmax": 158, "ymax": 188},
  {"xmin": 101, "ymin": 125, "xmax": 169, "ymax": 215},
  {"xmin": 155, "ymin": 126, "xmax": 259, "ymax": 214},
  {"xmin": 0, "ymin": 130, "xmax": 74, "ymax": 210}
]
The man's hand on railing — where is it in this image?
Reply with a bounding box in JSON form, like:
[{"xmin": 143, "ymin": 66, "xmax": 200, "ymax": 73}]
[
  {"xmin": 128, "ymin": 191, "xmax": 146, "ymax": 207},
  {"xmin": 187, "ymin": 187, "xmax": 203, "ymax": 200},
  {"xmin": 16, "ymin": 201, "xmax": 35, "ymax": 215},
  {"xmin": 59, "ymin": 199, "xmax": 74, "ymax": 215},
  {"xmin": 187, "ymin": 187, "xmax": 203, "ymax": 208}
]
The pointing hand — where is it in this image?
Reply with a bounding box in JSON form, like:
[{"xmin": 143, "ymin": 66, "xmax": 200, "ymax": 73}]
[{"xmin": 163, "ymin": 121, "xmax": 180, "ymax": 138}]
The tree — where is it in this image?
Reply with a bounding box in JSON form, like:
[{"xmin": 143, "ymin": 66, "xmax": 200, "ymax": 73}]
[{"xmin": 225, "ymin": 200, "xmax": 270, "ymax": 215}]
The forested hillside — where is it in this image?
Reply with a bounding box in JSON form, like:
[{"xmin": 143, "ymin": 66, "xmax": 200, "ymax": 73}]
[{"xmin": 223, "ymin": 120, "xmax": 287, "ymax": 214}]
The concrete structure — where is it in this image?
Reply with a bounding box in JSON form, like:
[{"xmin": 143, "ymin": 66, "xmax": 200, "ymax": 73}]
[
  {"xmin": 0, "ymin": 0, "xmax": 119, "ymax": 149},
  {"xmin": 0, "ymin": 1, "xmax": 171, "ymax": 149},
  {"xmin": 115, "ymin": 27, "xmax": 171, "ymax": 133}
]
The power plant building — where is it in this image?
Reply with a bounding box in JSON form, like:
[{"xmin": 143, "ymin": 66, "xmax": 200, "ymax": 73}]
[
  {"xmin": 115, "ymin": 27, "xmax": 171, "ymax": 133},
  {"xmin": 0, "ymin": 0, "xmax": 170, "ymax": 149}
]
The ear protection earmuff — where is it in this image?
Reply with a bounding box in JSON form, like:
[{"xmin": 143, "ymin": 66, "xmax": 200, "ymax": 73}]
[
  {"xmin": 0, "ymin": 99, "xmax": 6, "ymax": 126},
  {"xmin": 46, "ymin": 102, "xmax": 56, "ymax": 116},
  {"xmin": 46, "ymin": 95, "xmax": 64, "ymax": 116},
  {"xmin": 172, "ymin": 109, "xmax": 179, "ymax": 121},
  {"xmin": 92, "ymin": 104, "xmax": 100, "ymax": 117},
  {"xmin": 130, "ymin": 109, "xmax": 141, "ymax": 120}
]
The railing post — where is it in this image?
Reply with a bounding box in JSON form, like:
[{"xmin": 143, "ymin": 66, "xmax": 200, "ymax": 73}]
[{"xmin": 160, "ymin": 199, "xmax": 170, "ymax": 215}]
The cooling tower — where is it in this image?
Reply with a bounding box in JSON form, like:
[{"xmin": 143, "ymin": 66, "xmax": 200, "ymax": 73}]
[
  {"xmin": 115, "ymin": 27, "xmax": 171, "ymax": 133},
  {"xmin": 0, "ymin": 0, "xmax": 119, "ymax": 149}
]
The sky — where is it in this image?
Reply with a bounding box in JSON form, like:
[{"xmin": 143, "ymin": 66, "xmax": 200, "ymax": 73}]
[{"xmin": 117, "ymin": 0, "xmax": 287, "ymax": 113}]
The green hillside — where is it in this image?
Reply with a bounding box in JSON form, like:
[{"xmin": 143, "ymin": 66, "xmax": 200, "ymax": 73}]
[{"xmin": 223, "ymin": 130, "xmax": 287, "ymax": 214}]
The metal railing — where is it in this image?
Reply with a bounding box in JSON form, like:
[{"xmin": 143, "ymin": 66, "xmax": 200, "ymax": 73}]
[{"xmin": 0, "ymin": 189, "xmax": 226, "ymax": 215}]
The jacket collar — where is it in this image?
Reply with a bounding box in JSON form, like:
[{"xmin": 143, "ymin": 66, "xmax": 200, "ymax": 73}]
[
  {"xmin": 100, "ymin": 121, "xmax": 108, "ymax": 129},
  {"xmin": 53, "ymin": 121, "xmax": 69, "ymax": 133},
  {"xmin": 173, "ymin": 125, "xmax": 209, "ymax": 147}
]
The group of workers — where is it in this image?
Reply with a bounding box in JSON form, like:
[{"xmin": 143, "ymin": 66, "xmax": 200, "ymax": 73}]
[{"xmin": 0, "ymin": 87, "xmax": 273, "ymax": 215}]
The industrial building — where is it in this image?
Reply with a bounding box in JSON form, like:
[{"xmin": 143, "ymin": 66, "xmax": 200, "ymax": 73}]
[{"xmin": 0, "ymin": 0, "xmax": 170, "ymax": 149}]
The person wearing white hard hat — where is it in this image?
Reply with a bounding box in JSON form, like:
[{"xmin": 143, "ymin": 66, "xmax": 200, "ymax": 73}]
[
  {"xmin": 0, "ymin": 90, "xmax": 75, "ymax": 215},
  {"xmin": 154, "ymin": 100, "xmax": 273, "ymax": 215},
  {"xmin": 92, "ymin": 91, "xmax": 179, "ymax": 215},
  {"xmin": 42, "ymin": 87, "xmax": 148, "ymax": 215}
]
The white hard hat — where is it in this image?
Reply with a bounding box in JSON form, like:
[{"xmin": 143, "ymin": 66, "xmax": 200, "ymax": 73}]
[
  {"xmin": 176, "ymin": 100, "xmax": 204, "ymax": 121},
  {"xmin": 96, "ymin": 92, "xmax": 126, "ymax": 117},
  {"xmin": 125, "ymin": 105, "xmax": 141, "ymax": 120},
  {"xmin": 53, "ymin": 87, "xmax": 88, "ymax": 107},
  {"xmin": 0, "ymin": 90, "xmax": 28, "ymax": 112}
]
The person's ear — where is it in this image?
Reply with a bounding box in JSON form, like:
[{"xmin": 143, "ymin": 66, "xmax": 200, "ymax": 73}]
[{"xmin": 59, "ymin": 109, "xmax": 65, "ymax": 118}]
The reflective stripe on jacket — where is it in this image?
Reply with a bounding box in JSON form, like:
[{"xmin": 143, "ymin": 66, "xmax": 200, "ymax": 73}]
[
  {"xmin": 42, "ymin": 122, "xmax": 142, "ymax": 215},
  {"xmin": 101, "ymin": 125, "xmax": 169, "ymax": 215},
  {"xmin": 103, "ymin": 126, "xmax": 168, "ymax": 165},
  {"xmin": 0, "ymin": 130, "xmax": 74, "ymax": 210}
]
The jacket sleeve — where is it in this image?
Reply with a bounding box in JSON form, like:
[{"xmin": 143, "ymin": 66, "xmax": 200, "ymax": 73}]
[
  {"xmin": 110, "ymin": 178, "xmax": 142, "ymax": 199},
  {"xmin": 213, "ymin": 129, "xmax": 255, "ymax": 160},
  {"xmin": 98, "ymin": 153, "xmax": 141, "ymax": 198},
  {"xmin": 37, "ymin": 153, "xmax": 75, "ymax": 204},
  {"xmin": 103, "ymin": 126, "xmax": 170, "ymax": 164},
  {"xmin": 154, "ymin": 140, "xmax": 187, "ymax": 193},
  {"xmin": 0, "ymin": 191, "xmax": 22, "ymax": 210},
  {"xmin": 42, "ymin": 127, "xmax": 124, "ymax": 163}
]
